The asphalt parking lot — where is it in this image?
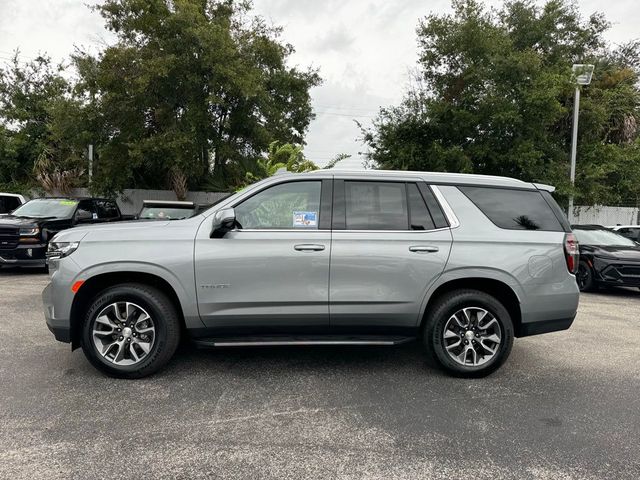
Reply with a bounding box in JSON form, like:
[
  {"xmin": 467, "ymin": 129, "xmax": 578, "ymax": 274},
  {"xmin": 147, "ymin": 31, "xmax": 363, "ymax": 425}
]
[{"xmin": 1, "ymin": 270, "xmax": 639, "ymax": 479}]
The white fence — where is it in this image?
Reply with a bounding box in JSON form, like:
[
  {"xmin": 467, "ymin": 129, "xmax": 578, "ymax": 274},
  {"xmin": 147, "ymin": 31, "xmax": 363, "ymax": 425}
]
[{"xmin": 573, "ymin": 205, "xmax": 639, "ymax": 226}]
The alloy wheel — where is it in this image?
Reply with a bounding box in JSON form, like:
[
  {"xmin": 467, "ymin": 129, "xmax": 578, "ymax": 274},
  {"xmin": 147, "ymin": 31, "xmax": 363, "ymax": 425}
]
[
  {"xmin": 442, "ymin": 307, "xmax": 502, "ymax": 367},
  {"xmin": 92, "ymin": 302, "xmax": 156, "ymax": 366}
]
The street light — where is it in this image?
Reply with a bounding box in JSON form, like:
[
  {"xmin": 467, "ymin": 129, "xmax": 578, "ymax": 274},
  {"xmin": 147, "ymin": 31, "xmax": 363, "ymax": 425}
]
[{"xmin": 568, "ymin": 64, "xmax": 594, "ymax": 223}]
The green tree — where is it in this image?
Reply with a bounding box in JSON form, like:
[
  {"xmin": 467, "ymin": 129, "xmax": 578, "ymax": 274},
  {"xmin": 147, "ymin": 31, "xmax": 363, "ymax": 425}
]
[
  {"xmin": 75, "ymin": 0, "xmax": 321, "ymax": 196},
  {"xmin": 361, "ymin": 0, "xmax": 640, "ymax": 206},
  {"xmin": 242, "ymin": 141, "xmax": 318, "ymax": 186},
  {"xmin": 0, "ymin": 54, "xmax": 87, "ymax": 193}
]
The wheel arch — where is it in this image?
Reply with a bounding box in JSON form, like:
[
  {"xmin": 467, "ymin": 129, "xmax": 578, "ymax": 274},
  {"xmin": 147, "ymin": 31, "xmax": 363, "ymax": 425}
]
[
  {"xmin": 69, "ymin": 271, "xmax": 187, "ymax": 350},
  {"xmin": 421, "ymin": 276, "xmax": 523, "ymax": 337}
]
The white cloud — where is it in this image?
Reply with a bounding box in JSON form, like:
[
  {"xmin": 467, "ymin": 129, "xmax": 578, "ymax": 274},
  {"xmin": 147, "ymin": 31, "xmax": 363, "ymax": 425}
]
[{"xmin": 0, "ymin": 0, "xmax": 638, "ymax": 169}]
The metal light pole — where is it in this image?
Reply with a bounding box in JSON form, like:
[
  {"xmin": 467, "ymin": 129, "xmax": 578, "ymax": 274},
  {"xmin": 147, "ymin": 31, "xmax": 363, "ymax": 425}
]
[{"xmin": 568, "ymin": 64, "xmax": 594, "ymax": 223}]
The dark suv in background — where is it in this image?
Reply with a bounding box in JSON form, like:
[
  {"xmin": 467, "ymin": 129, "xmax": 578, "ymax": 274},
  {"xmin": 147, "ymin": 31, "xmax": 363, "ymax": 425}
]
[{"xmin": 0, "ymin": 197, "xmax": 123, "ymax": 269}]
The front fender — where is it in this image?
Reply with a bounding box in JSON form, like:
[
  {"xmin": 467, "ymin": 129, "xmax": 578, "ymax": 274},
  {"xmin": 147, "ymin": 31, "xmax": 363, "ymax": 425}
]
[{"xmin": 74, "ymin": 260, "xmax": 203, "ymax": 329}]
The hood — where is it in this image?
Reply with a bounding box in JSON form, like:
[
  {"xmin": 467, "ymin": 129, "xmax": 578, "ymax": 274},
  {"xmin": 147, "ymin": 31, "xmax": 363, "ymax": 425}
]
[
  {"xmin": 52, "ymin": 219, "xmax": 172, "ymax": 243},
  {"xmin": 0, "ymin": 214, "xmax": 44, "ymax": 228},
  {"xmin": 583, "ymin": 244, "xmax": 640, "ymax": 261}
]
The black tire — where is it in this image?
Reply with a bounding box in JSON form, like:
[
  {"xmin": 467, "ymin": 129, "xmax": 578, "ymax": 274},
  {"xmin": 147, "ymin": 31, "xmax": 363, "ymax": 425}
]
[
  {"xmin": 576, "ymin": 261, "xmax": 596, "ymax": 292},
  {"xmin": 423, "ymin": 289, "xmax": 514, "ymax": 378},
  {"xmin": 81, "ymin": 283, "xmax": 181, "ymax": 379}
]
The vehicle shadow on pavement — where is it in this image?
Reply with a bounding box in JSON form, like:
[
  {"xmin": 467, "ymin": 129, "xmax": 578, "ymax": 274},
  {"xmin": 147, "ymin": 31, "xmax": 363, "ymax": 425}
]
[
  {"xmin": 584, "ymin": 286, "xmax": 640, "ymax": 298},
  {"xmin": 0, "ymin": 267, "xmax": 48, "ymax": 275}
]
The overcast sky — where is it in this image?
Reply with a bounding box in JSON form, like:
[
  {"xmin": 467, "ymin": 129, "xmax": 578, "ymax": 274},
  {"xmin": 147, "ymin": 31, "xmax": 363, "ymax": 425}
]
[{"xmin": 0, "ymin": 0, "xmax": 638, "ymax": 168}]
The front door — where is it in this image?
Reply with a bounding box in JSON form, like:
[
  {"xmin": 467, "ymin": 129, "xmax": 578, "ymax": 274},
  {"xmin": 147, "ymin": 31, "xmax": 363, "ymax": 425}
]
[
  {"xmin": 329, "ymin": 179, "xmax": 452, "ymax": 331},
  {"xmin": 194, "ymin": 179, "xmax": 332, "ymax": 333}
]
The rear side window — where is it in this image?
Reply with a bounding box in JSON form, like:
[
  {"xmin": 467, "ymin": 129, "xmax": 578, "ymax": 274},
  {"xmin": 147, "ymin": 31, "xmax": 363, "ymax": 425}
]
[
  {"xmin": 407, "ymin": 184, "xmax": 435, "ymax": 230},
  {"xmin": 345, "ymin": 181, "xmax": 407, "ymax": 230},
  {"xmin": 459, "ymin": 186, "xmax": 564, "ymax": 231}
]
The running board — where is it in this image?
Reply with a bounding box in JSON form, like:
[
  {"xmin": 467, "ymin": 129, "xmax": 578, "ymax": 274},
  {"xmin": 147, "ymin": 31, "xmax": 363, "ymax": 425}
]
[{"xmin": 193, "ymin": 335, "xmax": 416, "ymax": 348}]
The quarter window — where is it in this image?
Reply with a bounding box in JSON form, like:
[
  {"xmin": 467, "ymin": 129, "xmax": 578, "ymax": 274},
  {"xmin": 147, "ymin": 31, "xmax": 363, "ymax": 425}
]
[
  {"xmin": 459, "ymin": 186, "xmax": 563, "ymax": 231},
  {"xmin": 235, "ymin": 181, "xmax": 322, "ymax": 230}
]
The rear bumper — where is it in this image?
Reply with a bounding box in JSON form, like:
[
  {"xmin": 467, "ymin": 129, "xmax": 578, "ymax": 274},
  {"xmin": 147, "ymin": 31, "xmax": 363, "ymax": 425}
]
[
  {"xmin": 0, "ymin": 243, "xmax": 47, "ymax": 267},
  {"xmin": 518, "ymin": 275, "xmax": 580, "ymax": 337},
  {"xmin": 518, "ymin": 315, "xmax": 576, "ymax": 337}
]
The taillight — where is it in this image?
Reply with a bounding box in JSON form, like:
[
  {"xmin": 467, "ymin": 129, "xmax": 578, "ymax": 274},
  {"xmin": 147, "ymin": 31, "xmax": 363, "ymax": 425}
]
[{"xmin": 564, "ymin": 233, "xmax": 579, "ymax": 274}]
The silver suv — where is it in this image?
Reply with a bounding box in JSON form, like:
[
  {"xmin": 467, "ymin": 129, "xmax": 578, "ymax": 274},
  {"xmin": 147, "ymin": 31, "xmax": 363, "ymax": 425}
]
[{"xmin": 43, "ymin": 171, "xmax": 580, "ymax": 378}]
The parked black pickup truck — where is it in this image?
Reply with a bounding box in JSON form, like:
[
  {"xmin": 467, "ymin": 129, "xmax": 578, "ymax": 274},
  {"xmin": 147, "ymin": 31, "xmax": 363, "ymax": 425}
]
[{"xmin": 0, "ymin": 197, "xmax": 124, "ymax": 269}]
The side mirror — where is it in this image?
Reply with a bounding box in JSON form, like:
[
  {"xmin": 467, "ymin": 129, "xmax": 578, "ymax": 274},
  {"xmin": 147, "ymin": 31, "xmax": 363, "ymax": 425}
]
[
  {"xmin": 211, "ymin": 207, "xmax": 236, "ymax": 238},
  {"xmin": 75, "ymin": 209, "xmax": 93, "ymax": 224}
]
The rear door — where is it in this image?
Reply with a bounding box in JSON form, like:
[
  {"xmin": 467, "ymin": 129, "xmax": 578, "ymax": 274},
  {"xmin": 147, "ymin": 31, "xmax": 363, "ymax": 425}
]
[{"xmin": 329, "ymin": 178, "xmax": 452, "ymax": 331}]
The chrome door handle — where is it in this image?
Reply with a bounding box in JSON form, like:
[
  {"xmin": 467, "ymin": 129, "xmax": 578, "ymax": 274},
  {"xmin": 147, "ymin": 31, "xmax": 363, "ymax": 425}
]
[
  {"xmin": 409, "ymin": 245, "xmax": 439, "ymax": 253},
  {"xmin": 294, "ymin": 244, "xmax": 325, "ymax": 252}
]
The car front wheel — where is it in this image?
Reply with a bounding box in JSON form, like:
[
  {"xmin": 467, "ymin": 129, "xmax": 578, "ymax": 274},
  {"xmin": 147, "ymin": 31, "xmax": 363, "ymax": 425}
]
[
  {"xmin": 81, "ymin": 283, "xmax": 181, "ymax": 378},
  {"xmin": 424, "ymin": 289, "xmax": 514, "ymax": 377},
  {"xmin": 576, "ymin": 261, "xmax": 596, "ymax": 292}
]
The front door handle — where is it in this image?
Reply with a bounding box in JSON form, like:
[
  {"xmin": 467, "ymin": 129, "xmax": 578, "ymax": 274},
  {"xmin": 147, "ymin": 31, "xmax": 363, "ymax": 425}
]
[
  {"xmin": 294, "ymin": 244, "xmax": 326, "ymax": 252},
  {"xmin": 409, "ymin": 245, "xmax": 439, "ymax": 253}
]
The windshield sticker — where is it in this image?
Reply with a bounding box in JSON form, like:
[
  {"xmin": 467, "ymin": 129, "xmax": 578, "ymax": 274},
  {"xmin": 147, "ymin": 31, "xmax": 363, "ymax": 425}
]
[
  {"xmin": 293, "ymin": 211, "xmax": 318, "ymax": 228},
  {"xmin": 59, "ymin": 201, "xmax": 78, "ymax": 206}
]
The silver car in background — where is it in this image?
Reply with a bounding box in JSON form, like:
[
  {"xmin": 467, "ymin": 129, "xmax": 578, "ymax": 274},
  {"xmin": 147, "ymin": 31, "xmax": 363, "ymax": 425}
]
[{"xmin": 43, "ymin": 170, "xmax": 579, "ymax": 378}]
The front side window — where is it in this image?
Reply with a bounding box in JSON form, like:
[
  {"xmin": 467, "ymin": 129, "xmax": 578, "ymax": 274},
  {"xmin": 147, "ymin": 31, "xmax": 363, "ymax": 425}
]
[
  {"xmin": 95, "ymin": 200, "xmax": 119, "ymax": 219},
  {"xmin": 235, "ymin": 181, "xmax": 321, "ymax": 229},
  {"xmin": 345, "ymin": 181, "xmax": 408, "ymax": 230}
]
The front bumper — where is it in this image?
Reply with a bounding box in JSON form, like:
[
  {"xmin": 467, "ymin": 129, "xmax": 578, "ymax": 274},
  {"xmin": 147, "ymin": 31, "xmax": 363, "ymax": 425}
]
[
  {"xmin": 594, "ymin": 257, "xmax": 640, "ymax": 287},
  {"xmin": 0, "ymin": 243, "xmax": 47, "ymax": 267},
  {"xmin": 43, "ymin": 281, "xmax": 71, "ymax": 343}
]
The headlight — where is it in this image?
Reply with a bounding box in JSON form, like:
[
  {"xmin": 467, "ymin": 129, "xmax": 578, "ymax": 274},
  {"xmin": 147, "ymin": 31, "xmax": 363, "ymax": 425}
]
[
  {"xmin": 19, "ymin": 227, "xmax": 40, "ymax": 236},
  {"xmin": 46, "ymin": 241, "xmax": 80, "ymax": 260}
]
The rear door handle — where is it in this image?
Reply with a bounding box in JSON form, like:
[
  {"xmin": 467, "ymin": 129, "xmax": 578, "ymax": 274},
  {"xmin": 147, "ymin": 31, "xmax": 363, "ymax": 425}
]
[
  {"xmin": 294, "ymin": 244, "xmax": 326, "ymax": 252},
  {"xmin": 409, "ymin": 245, "xmax": 439, "ymax": 253}
]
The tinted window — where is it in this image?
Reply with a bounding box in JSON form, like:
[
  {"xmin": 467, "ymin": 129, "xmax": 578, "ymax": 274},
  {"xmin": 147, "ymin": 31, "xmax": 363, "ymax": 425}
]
[
  {"xmin": 617, "ymin": 228, "xmax": 640, "ymax": 241},
  {"xmin": 459, "ymin": 186, "xmax": 563, "ymax": 231},
  {"xmin": 235, "ymin": 181, "xmax": 321, "ymax": 229},
  {"xmin": 345, "ymin": 181, "xmax": 407, "ymax": 230},
  {"xmin": 0, "ymin": 196, "xmax": 21, "ymax": 213},
  {"xmin": 95, "ymin": 200, "xmax": 119, "ymax": 219},
  {"xmin": 408, "ymin": 183, "xmax": 435, "ymax": 230},
  {"xmin": 422, "ymin": 185, "xmax": 449, "ymax": 229}
]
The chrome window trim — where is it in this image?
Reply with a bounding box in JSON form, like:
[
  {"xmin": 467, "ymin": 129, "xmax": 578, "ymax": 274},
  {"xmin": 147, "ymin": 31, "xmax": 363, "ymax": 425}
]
[
  {"xmin": 234, "ymin": 227, "xmax": 451, "ymax": 234},
  {"xmin": 430, "ymin": 185, "xmax": 460, "ymax": 229}
]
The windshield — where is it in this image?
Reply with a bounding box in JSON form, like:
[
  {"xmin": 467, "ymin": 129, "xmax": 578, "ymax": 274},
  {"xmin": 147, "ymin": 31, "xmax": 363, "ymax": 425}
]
[
  {"xmin": 139, "ymin": 206, "xmax": 195, "ymax": 220},
  {"xmin": 11, "ymin": 199, "xmax": 78, "ymax": 219},
  {"xmin": 574, "ymin": 229, "xmax": 637, "ymax": 247}
]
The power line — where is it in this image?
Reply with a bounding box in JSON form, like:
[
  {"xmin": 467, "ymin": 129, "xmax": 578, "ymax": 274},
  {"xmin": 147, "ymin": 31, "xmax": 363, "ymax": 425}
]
[{"xmin": 314, "ymin": 110, "xmax": 375, "ymax": 118}]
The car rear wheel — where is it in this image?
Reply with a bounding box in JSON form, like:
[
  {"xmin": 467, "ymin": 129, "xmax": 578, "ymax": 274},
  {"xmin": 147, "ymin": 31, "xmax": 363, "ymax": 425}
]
[
  {"xmin": 423, "ymin": 289, "xmax": 514, "ymax": 378},
  {"xmin": 81, "ymin": 283, "xmax": 180, "ymax": 378},
  {"xmin": 576, "ymin": 261, "xmax": 596, "ymax": 292}
]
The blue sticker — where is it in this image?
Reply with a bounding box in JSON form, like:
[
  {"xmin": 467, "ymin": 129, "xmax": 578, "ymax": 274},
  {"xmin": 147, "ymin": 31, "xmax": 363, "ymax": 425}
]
[{"xmin": 293, "ymin": 211, "xmax": 318, "ymax": 228}]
